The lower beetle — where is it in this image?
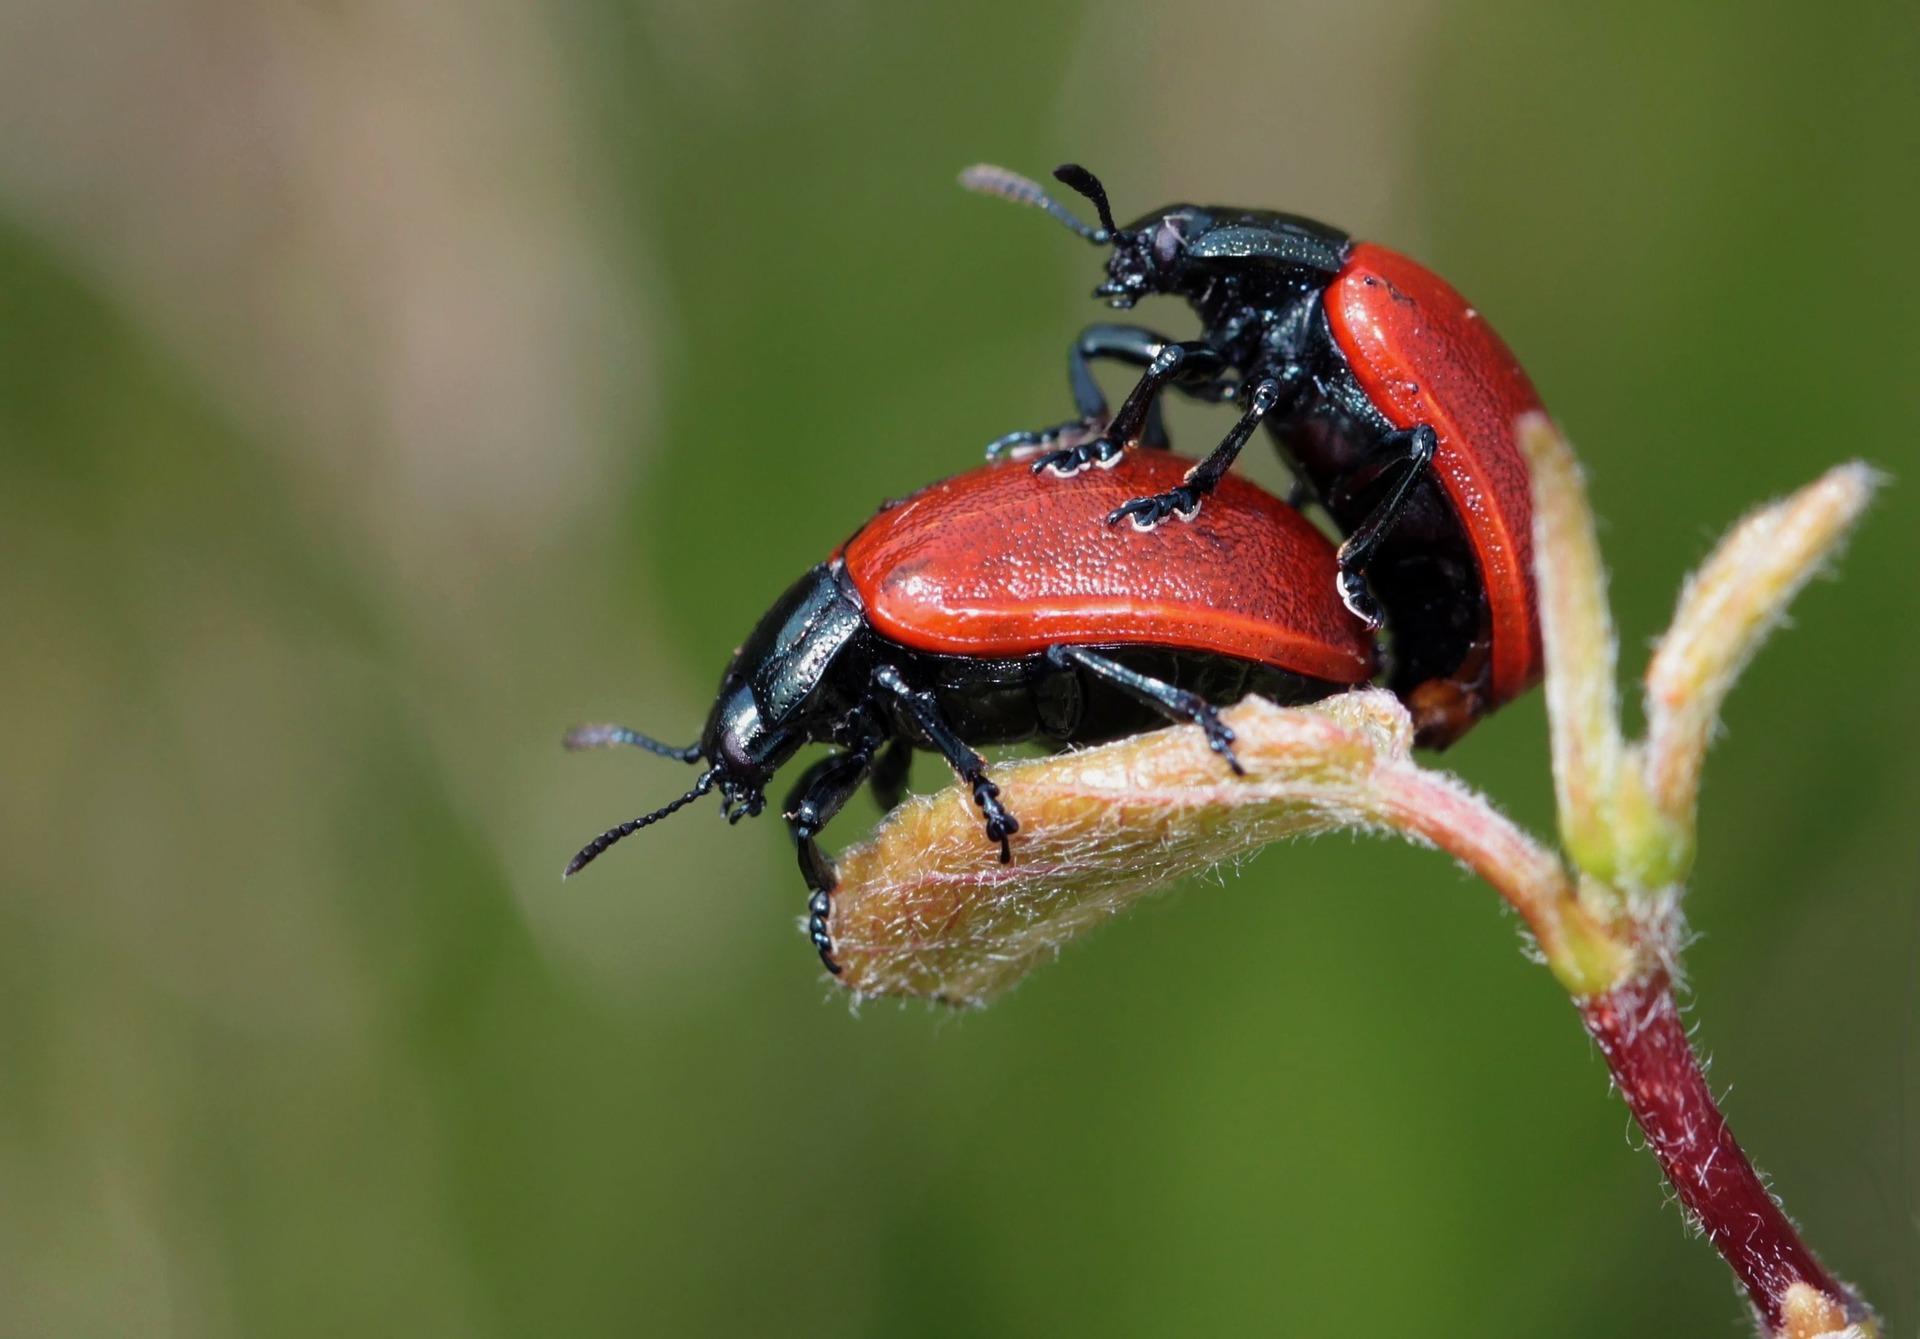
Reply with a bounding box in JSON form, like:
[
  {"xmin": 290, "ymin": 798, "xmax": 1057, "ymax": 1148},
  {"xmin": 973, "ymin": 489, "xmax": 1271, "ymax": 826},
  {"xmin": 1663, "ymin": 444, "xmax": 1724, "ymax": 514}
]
[{"xmin": 564, "ymin": 449, "xmax": 1374, "ymax": 973}]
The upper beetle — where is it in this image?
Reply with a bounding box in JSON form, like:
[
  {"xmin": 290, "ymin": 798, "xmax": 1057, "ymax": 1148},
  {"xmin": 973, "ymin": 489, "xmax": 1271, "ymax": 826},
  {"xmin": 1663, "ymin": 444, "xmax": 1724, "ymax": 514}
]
[
  {"xmin": 962, "ymin": 163, "xmax": 1545, "ymax": 747},
  {"xmin": 562, "ymin": 449, "xmax": 1373, "ymax": 973}
]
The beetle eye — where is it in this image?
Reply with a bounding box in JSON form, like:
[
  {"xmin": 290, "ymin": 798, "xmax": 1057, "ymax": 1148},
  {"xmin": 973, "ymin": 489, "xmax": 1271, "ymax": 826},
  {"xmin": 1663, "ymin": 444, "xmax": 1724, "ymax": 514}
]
[{"xmin": 1152, "ymin": 219, "xmax": 1184, "ymax": 267}]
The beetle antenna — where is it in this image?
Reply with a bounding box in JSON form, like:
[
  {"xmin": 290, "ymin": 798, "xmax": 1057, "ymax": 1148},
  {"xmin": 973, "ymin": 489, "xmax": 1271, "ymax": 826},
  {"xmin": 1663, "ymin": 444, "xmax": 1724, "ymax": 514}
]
[
  {"xmin": 959, "ymin": 163, "xmax": 1111, "ymax": 244},
  {"xmin": 563, "ymin": 722, "xmax": 703, "ymax": 763},
  {"xmin": 1052, "ymin": 164, "xmax": 1120, "ymax": 240},
  {"xmin": 563, "ymin": 769, "xmax": 717, "ymax": 878}
]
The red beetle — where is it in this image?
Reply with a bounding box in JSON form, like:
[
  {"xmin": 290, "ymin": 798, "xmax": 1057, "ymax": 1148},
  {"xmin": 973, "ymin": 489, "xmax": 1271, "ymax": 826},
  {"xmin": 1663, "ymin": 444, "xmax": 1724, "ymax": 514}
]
[
  {"xmin": 965, "ymin": 163, "xmax": 1544, "ymax": 747},
  {"xmin": 563, "ymin": 450, "xmax": 1374, "ymax": 971}
]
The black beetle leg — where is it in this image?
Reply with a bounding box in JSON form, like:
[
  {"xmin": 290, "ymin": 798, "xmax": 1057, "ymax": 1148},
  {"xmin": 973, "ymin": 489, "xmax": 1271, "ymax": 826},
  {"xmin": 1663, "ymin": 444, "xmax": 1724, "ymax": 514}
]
[
  {"xmin": 1102, "ymin": 339, "xmax": 1229, "ymax": 444},
  {"xmin": 1028, "ymin": 433, "xmax": 1125, "ymax": 477},
  {"xmin": 871, "ymin": 665, "xmax": 1018, "ymax": 862},
  {"xmin": 783, "ymin": 748, "xmax": 878, "ymax": 974},
  {"xmin": 989, "ymin": 323, "xmax": 1166, "ymax": 460},
  {"xmin": 1108, "ymin": 374, "xmax": 1283, "ymax": 531},
  {"xmin": 1331, "ymin": 424, "xmax": 1439, "ymax": 628},
  {"xmin": 1045, "ymin": 646, "xmax": 1245, "ymax": 775},
  {"xmin": 1023, "ymin": 332, "xmax": 1229, "ymax": 475},
  {"xmin": 869, "ymin": 739, "xmax": 913, "ymax": 814},
  {"xmin": 987, "ymin": 419, "xmax": 1098, "ymax": 461}
]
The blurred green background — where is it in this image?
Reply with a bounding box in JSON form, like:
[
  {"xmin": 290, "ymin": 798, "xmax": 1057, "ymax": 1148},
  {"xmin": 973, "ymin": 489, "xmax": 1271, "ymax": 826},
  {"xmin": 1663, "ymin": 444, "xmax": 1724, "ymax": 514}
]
[{"xmin": 2, "ymin": 1, "xmax": 1915, "ymax": 1334}]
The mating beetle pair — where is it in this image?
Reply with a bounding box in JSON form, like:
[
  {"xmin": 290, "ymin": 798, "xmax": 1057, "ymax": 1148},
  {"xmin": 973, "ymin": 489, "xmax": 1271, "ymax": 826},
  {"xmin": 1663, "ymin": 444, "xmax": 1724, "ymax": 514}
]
[
  {"xmin": 565, "ymin": 164, "xmax": 1550, "ymax": 973},
  {"xmin": 565, "ymin": 451, "xmax": 1374, "ymax": 972}
]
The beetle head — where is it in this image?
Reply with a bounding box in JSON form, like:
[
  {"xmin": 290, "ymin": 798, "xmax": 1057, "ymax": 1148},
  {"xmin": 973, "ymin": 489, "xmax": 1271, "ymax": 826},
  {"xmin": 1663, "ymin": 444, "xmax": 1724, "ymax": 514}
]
[
  {"xmin": 1096, "ymin": 208, "xmax": 1205, "ymax": 310},
  {"xmin": 959, "ymin": 162, "xmax": 1196, "ymax": 310},
  {"xmin": 1050, "ymin": 164, "xmax": 1162, "ymax": 309},
  {"xmin": 561, "ymin": 566, "xmax": 865, "ymax": 877}
]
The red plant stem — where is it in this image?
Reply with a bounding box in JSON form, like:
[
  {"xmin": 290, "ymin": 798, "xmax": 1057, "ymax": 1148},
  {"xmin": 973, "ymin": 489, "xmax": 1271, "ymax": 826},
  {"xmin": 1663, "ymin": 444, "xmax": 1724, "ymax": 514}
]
[{"xmin": 1578, "ymin": 972, "xmax": 1857, "ymax": 1332}]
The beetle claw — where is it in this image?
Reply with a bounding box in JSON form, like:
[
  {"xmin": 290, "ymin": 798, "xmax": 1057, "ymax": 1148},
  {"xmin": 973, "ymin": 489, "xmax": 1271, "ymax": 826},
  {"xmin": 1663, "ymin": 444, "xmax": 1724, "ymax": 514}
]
[
  {"xmin": 1031, "ymin": 444, "xmax": 1087, "ymax": 477},
  {"xmin": 809, "ymin": 921, "xmax": 842, "ymax": 974},
  {"xmin": 1337, "ymin": 568, "xmax": 1383, "ymax": 630},
  {"xmin": 1108, "ymin": 486, "xmax": 1202, "ymax": 531},
  {"xmin": 988, "ymin": 415, "xmax": 1103, "ymax": 462},
  {"xmin": 1200, "ymin": 716, "xmax": 1245, "ymax": 776},
  {"xmin": 973, "ymin": 778, "xmax": 1020, "ymax": 861},
  {"xmin": 806, "ymin": 883, "xmax": 843, "ymax": 975},
  {"xmin": 1029, "ymin": 433, "xmax": 1122, "ymax": 478}
]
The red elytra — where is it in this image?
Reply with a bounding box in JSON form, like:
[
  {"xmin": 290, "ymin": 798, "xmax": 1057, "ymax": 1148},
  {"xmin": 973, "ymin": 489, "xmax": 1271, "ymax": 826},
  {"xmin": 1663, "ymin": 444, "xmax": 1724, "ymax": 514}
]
[
  {"xmin": 840, "ymin": 451, "xmax": 1375, "ymax": 686},
  {"xmin": 1323, "ymin": 242, "xmax": 1545, "ymax": 707}
]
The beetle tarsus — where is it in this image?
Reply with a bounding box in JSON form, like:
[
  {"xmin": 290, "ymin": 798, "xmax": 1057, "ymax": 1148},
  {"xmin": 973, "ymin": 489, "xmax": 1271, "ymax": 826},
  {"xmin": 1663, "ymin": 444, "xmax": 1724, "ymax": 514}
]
[
  {"xmin": 806, "ymin": 889, "xmax": 842, "ymax": 975},
  {"xmin": 986, "ymin": 415, "xmax": 1099, "ymax": 461},
  {"xmin": 1336, "ymin": 566, "xmax": 1383, "ymax": 630},
  {"xmin": 985, "ymin": 428, "xmax": 1048, "ymax": 460},
  {"xmin": 973, "ymin": 777, "xmax": 1020, "ymax": 861},
  {"xmin": 1030, "ymin": 435, "xmax": 1123, "ymax": 478},
  {"xmin": 1108, "ymin": 485, "xmax": 1203, "ymax": 530},
  {"xmin": 1197, "ymin": 712, "xmax": 1245, "ymax": 776}
]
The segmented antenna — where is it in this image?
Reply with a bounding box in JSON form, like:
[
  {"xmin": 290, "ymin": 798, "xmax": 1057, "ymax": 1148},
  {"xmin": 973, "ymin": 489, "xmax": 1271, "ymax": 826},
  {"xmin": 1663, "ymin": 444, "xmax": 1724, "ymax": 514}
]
[
  {"xmin": 563, "ymin": 723, "xmax": 703, "ymax": 763},
  {"xmin": 563, "ymin": 769, "xmax": 717, "ymax": 878},
  {"xmin": 1051, "ymin": 164, "xmax": 1120, "ymax": 239},
  {"xmin": 959, "ymin": 163, "xmax": 1111, "ymax": 243}
]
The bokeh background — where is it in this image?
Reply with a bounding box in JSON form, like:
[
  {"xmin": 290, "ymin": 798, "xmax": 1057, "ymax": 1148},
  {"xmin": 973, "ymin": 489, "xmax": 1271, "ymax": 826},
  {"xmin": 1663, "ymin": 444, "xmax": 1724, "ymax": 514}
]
[{"xmin": 2, "ymin": 1, "xmax": 1916, "ymax": 1334}]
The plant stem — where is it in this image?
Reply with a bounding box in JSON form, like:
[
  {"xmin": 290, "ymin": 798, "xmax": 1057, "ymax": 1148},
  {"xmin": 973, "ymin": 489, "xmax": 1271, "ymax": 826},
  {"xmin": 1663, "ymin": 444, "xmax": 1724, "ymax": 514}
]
[
  {"xmin": 1578, "ymin": 971, "xmax": 1861, "ymax": 1333},
  {"xmin": 1364, "ymin": 760, "xmax": 1631, "ymax": 996}
]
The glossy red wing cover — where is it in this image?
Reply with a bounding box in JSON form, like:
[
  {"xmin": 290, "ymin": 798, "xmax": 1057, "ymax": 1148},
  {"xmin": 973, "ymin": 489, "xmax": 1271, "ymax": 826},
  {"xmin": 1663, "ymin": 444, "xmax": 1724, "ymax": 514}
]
[
  {"xmin": 839, "ymin": 451, "xmax": 1374, "ymax": 684},
  {"xmin": 1324, "ymin": 242, "xmax": 1544, "ymax": 703}
]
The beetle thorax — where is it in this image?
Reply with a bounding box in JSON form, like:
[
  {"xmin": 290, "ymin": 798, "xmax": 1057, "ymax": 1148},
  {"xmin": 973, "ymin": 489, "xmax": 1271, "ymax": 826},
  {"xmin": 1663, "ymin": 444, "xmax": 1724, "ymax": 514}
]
[{"xmin": 698, "ymin": 564, "xmax": 868, "ymax": 812}]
